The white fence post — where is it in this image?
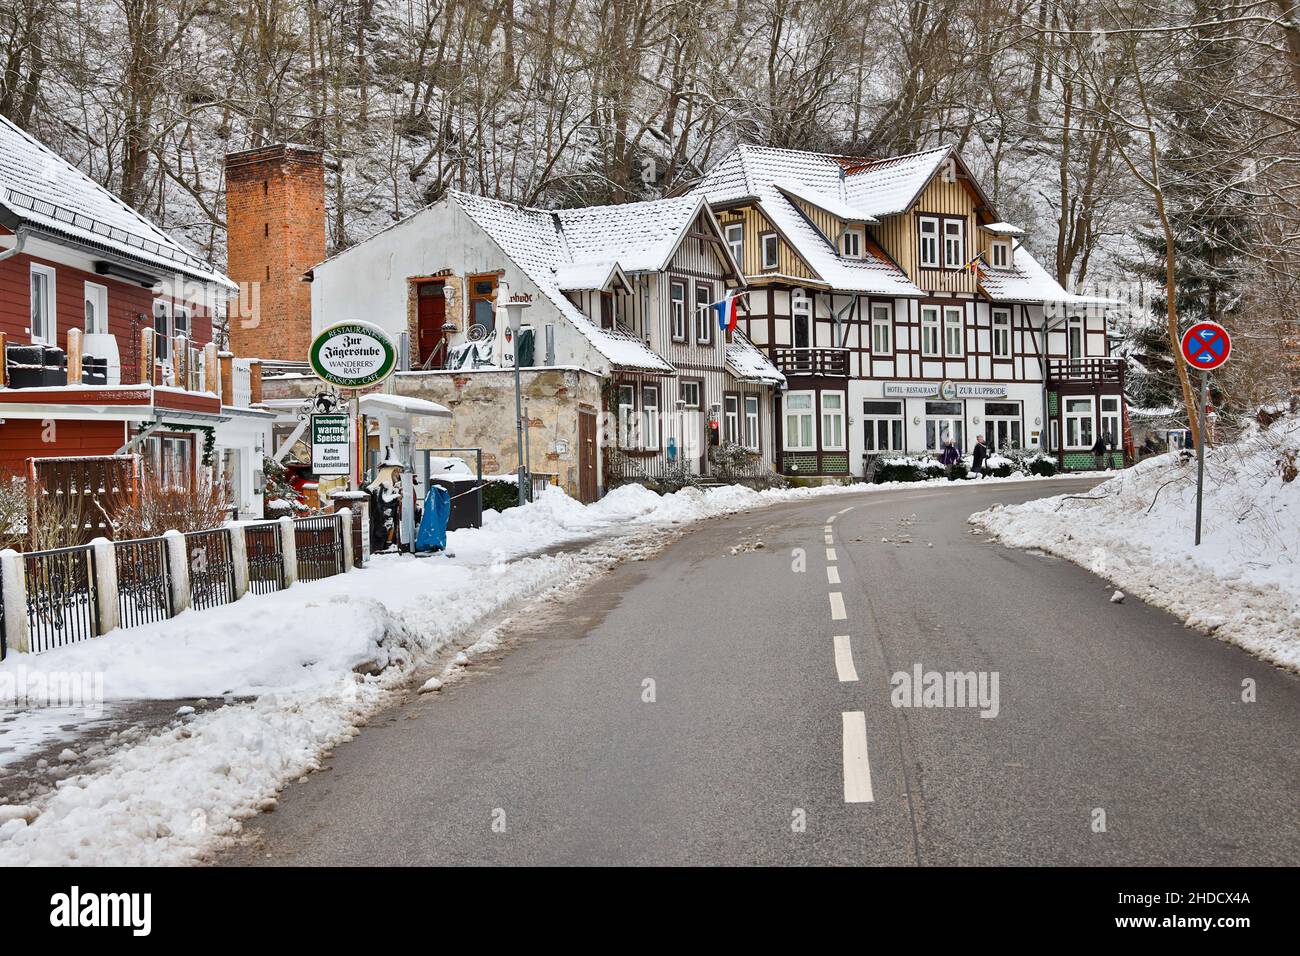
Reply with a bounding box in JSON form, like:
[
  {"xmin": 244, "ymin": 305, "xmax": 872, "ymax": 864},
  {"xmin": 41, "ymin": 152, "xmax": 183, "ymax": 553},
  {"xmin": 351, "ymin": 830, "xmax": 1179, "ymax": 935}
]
[
  {"xmin": 0, "ymin": 548, "xmax": 30, "ymax": 653},
  {"xmin": 338, "ymin": 508, "xmax": 353, "ymax": 572},
  {"xmin": 226, "ymin": 522, "xmax": 249, "ymax": 599},
  {"xmin": 163, "ymin": 530, "xmax": 191, "ymax": 614},
  {"xmin": 278, "ymin": 516, "xmax": 298, "ymax": 587},
  {"xmin": 90, "ymin": 537, "xmax": 119, "ymax": 636}
]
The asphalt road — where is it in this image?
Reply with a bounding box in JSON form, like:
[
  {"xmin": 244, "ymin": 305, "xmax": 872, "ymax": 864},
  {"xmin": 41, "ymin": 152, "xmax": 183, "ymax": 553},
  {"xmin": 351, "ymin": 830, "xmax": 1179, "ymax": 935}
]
[{"xmin": 223, "ymin": 479, "xmax": 1300, "ymax": 866}]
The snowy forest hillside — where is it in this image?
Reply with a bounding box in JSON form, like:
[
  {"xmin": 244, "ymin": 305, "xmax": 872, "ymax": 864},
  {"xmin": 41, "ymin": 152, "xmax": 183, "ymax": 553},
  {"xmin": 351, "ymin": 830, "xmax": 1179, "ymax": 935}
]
[{"xmin": 2, "ymin": 0, "xmax": 1298, "ymax": 417}]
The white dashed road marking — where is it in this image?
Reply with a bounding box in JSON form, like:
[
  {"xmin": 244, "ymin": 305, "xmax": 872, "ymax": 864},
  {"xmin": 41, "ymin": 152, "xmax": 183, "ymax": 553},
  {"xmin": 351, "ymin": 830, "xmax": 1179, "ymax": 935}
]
[
  {"xmin": 832, "ymin": 635, "xmax": 858, "ymax": 682},
  {"xmin": 842, "ymin": 711, "xmax": 874, "ymax": 803},
  {"xmin": 824, "ymin": 534, "xmax": 834, "ymax": 545},
  {"xmin": 837, "ymin": 507, "xmax": 854, "ymax": 515},
  {"xmin": 829, "ymin": 592, "xmax": 846, "ymax": 620},
  {"xmin": 827, "ymin": 566, "xmax": 839, "ymax": 584},
  {"xmin": 826, "ymin": 548, "xmax": 837, "ymax": 562}
]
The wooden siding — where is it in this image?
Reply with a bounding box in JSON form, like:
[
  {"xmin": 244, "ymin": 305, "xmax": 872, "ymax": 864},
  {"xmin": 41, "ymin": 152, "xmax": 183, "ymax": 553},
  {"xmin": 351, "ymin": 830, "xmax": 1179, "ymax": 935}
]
[
  {"xmin": 715, "ymin": 205, "xmax": 818, "ymax": 281},
  {"xmin": 869, "ymin": 174, "xmax": 979, "ymax": 294},
  {"xmin": 0, "ymin": 418, "xmax": 126, "ymax": 475}
]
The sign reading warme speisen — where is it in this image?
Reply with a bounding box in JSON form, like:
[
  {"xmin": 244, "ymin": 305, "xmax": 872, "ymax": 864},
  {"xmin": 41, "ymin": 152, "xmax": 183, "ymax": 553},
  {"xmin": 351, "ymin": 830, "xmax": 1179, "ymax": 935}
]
[
  {"xmin": 311, "ymin": 413, "xmax": 351, "ymax": 475},
  {"xmin": 309, "ymin": 321, "xmax": 397, "ymax": 388}
]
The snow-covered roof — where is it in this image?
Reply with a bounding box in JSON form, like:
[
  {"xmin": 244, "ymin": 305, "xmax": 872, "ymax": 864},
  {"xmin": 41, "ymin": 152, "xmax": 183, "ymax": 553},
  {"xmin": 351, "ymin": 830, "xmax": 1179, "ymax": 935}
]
[
  {"xmin": 773, "ymin": 180, "xmax": 877, "ymax": 223},
  {"xmin": 358, "ymin": 393, "xmax": 452, "ymax": 419},
  {"xmin": 553, "ymin": 259, "xmax": 630, "ymax": 292},
  {"xmin": 978, "ymin": 241, "xmax": 1110, "ymax": 308},
  {"xmin": 0, "ymin": 114, "xmax": 234, "ymax": 290},
  {"xmin": 838, "ymin": 145, "xmax": 956, "ymax": 218},
  {"xmin": 450, "ymin": 191, "xmax": 676, "ymax": 373},
  {"xmin": 692, "ymin": 145, "xmax": 926, "ymax": 297},
  {"xmin": 725, "ymin": 330, "xmax": 785, "ymax": 386},
  {"xmin": 982, "ymin": 221, "xmax": 1026, "ymax": 237}
]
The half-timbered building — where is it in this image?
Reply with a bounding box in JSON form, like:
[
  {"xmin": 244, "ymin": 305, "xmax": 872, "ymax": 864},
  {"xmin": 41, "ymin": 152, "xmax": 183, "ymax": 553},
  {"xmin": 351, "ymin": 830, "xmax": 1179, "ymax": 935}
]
[
  {"xmin": 689, "ymin": 144, "xmax": 1125, "ymax": 476},
  {"xmin": 308, "ymin": 191, "xmax": 784, "ymax": 495}
]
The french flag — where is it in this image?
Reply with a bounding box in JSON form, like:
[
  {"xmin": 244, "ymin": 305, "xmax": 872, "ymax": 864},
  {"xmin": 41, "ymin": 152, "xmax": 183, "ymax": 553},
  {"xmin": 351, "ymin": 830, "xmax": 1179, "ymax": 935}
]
[{"xmin": 712, "ymin": 294, "xmax": 739, "ymax": 334}]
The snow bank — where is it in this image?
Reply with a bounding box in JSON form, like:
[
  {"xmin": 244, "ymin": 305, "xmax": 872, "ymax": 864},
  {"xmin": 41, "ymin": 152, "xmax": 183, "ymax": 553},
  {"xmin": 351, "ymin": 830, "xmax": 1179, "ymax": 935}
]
[{"xmin": 971, "ymin": 416, "xmax": 1300, "ymax": 671}]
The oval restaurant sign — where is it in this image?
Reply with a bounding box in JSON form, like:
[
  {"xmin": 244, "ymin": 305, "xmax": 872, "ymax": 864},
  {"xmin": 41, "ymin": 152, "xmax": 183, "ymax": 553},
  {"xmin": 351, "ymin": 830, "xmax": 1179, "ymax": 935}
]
[{"xmin": 309, "ymin": 321, "xmax": 397, "ymax": 388}]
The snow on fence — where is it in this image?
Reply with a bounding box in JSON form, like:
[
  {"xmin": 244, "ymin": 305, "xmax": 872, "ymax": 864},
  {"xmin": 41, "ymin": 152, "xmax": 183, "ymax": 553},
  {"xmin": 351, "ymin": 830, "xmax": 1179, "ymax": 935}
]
[{"xmin": 0, "ymin": 509, "xmax": 355, "ymax": 659}]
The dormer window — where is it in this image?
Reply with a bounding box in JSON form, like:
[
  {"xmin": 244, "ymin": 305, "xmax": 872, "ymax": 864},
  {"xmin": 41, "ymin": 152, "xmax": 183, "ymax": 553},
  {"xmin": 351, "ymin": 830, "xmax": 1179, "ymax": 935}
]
[
  {"xmin": 918, "ymin": 217, "xmax": 940, "ymax": 268},
  {"xmin": 841, "ymin": 228, "xmax": 864, "ymax": 259},
  {"xmin": 943, "ymin": 219, "xmax": 965, "ymax": 269},
  {"xmin": 761, "ymin": 232, "xmax": 779, "ymax": 270},
  {"xmin": 991, "ymin": 240, "xmax": 1011, "ymax": 268},
  {"xmin": 725, "ymin": 222, "xmax": 744, "ymax": 267}
]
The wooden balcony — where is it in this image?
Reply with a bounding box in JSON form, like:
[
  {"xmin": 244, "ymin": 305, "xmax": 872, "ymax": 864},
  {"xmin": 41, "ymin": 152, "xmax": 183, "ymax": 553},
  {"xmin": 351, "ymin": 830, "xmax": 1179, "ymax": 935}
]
[
  {"xmin": 773, "ymin": 347, "xmax": 848, "ymax": 377},
  {"xmin": 1047, "ymin": 358, "xmax": 1124, "ymax": 388}
]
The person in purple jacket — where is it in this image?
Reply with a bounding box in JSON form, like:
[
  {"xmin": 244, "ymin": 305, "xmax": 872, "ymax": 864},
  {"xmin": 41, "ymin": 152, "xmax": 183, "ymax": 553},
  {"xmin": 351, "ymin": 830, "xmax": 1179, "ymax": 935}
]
[{"xmin": 940, "ymin": 439, "xmax": 962, "ymax": 466}]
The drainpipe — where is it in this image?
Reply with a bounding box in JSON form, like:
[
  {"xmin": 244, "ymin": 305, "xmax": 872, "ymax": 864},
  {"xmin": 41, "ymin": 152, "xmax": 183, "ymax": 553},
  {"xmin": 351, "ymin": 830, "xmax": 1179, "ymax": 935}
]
[{"xmin": 0, "ymin": 228, "xmax": 28, "ymax": 264}]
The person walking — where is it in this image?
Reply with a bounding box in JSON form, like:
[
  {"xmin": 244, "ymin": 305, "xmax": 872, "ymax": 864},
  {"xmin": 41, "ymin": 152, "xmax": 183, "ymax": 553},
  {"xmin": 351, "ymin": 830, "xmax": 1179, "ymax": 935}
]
[
  {"xmin": 940, "ymin": 439, "xmax": 961, "ymax": 467},
  {"xmin": 971, "ymin": 434, "xmax": 990, "ymax": 477},
  {"xmin": 1091, "ymin": 433, "xmax": 1110, "ymax": 471}
]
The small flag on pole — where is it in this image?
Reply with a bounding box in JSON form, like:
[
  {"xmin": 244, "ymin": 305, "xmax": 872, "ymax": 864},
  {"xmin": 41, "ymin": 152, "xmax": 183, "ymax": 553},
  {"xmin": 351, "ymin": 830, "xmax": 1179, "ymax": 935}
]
[{"xmin": 712, "ymin": 294, "xmax": 740, "ymax": 334}]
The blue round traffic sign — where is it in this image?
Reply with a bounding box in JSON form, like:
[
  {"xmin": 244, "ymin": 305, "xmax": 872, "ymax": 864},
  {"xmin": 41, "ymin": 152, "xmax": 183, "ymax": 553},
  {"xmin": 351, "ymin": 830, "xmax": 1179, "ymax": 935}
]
[{"xmin": 1180, "ymin": 321, "xmax": 1231, "ymax": 371}]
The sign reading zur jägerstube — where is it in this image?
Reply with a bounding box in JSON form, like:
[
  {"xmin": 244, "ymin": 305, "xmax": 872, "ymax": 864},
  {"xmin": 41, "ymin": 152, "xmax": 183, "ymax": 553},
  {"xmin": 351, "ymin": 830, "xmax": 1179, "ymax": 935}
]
[{"xmin": 309, "ymin": 321, "xmax": 397, "ymax": 388}]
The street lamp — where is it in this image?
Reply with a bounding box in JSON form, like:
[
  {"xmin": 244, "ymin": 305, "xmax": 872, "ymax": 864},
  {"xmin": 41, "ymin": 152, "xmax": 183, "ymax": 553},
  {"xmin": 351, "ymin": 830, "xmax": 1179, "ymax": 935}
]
[{"xmin": 503, "ymin": 298, "xmax": 531, "ymax": 507}]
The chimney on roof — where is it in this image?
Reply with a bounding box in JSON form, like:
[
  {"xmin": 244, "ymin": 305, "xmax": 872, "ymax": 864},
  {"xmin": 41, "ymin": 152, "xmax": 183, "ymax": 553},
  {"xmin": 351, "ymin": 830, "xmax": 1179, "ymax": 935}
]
[{"xmin": 224, "ymin": 143, "xmax": 325, "ymax": 362}]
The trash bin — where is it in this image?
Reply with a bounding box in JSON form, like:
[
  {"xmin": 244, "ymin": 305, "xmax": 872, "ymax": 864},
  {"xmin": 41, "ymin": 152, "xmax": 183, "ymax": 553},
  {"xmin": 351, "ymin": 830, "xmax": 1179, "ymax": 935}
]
[{"xmin": 429, "ymin": 475, "xmax": 482, "ymax": 530}]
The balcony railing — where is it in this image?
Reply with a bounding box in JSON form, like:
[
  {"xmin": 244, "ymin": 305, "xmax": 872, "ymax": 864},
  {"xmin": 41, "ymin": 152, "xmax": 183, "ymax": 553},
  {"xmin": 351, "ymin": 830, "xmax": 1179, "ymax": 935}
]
[
  {"xmin": 773, "ymin": 347, "xmax": 849, "ymax": 377},
  {"xmin": 1047, "ymin": 358, "xmax": 1124, "ymax": 386}
]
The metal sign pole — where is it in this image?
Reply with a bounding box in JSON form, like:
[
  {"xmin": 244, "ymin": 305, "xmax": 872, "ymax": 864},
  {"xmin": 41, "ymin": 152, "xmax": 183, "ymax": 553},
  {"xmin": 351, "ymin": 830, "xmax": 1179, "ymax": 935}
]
[{"xmin": 1194, "ymin": 370, "xmax": 1208, "ymax": 546}]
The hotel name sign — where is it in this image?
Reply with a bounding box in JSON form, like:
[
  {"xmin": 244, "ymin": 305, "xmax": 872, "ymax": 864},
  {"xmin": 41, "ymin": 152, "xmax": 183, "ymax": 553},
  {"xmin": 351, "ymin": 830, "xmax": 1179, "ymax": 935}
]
[{"xmin": 882, "ymin": 380, "xmax": 1009, "ymax": 399}]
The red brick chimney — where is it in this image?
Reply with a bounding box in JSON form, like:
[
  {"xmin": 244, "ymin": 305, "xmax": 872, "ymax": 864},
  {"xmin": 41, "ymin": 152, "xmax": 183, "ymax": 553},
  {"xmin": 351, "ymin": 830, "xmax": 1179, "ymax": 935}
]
[{"xmin": 224, "ymin": 144, "xmax": 325, "ymax": 362}]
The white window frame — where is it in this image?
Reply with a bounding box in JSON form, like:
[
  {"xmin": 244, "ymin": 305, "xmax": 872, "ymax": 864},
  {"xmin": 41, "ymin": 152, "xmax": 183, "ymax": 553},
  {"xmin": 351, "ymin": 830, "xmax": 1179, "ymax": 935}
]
[
  {"xmin": 863, "ymin": 400, "xmax": 905, "ymax": 453},
  {"xmin": 29, "ymin": 263, "xmax": 56, "ymax": 344},
  {"xmin": 924, "ymin": 401, "xmax": 965, "ymax": 452},
  {"xmin": 743, "ymin": 395, "xmax": 760, "ymax": 451},
  {"xmin": 154, "ymin": 300, "xmax": 172, "ymax": 361},
  {"xmin": 983, "ymin": 401, "xmax": 1023, "ymax": 451},
  {"xmin": 943, "ymin": 218, "xmax": 965, "ymax": 269},
  {"xmin": 679, "ymin": 380, "xmax": 701, "ymax": 409},
  {"xmin": 1100, "ymin": 396, "xmax": 1122, "ymax": 447},
  {"xmin": 841, "ymin": 227, "xmax": 864, "ymax": 259},
  {"xmin": 725, "ymin": 223, "xmax": 744, "ymax": 268},
  {"xmin": 618, "ymin": 384, "xmax": 637, "ymax": 448},
  {"xmin": 870, "ymin": 302, "xmax": 893, "ymax": 355},
  {"xmin": 1068, "ymin": 316, "xmax": 1085, "ymax": 360},
  {"xmin": 174, "ymin": 303, "xmax": 191, "ymax": 344},
  {"xmin": 820, "ymin": 391, "xmax": 846, "ymax": 451},
  {"xmin": 918, "ymin": 216, "xmax": 940, "ymax": 268},
  {"xmin": 991, "ymin": 308, "xmax": 1011, "ymax": 358},
  {"xmin": 1064, "ymin": 396, "xmax": 1095, "ymax": 449},
  {"xmin": 921, "ymin": 305, "xmax": 941, "ymax": 357},
  {"xmin": 990, "ymin": 240, "xmax": 1010, "ymax": 268},
  {"xmin": 642, "ymin": 384, "xmax": 660, "ymax": 451},
  {"xmin": 670, "ymin": 281, "xmax": 687, "ymax": 341},
  {"xmin": 783, "ymin": 391, "xmax": 816, "ymax": 451},
  {"xmin": 694, "ymin": 282, "xmax": 713, "ymax": 345},
  {"xmin": 792, "ymin": 292, "xmax": 812, "ymax": 349},
  {"xmin": 84, "ymin": 281, "xmax": 108, "ymax": 336},
  {"xmin": 724, "ymin": 394, "xmax": 740, "ymax": 445},
  {"xmin": 943, "ymin": 306, "xmax": 964, "ymax": 357},
  {"xmin": 761, "ymin": 233, "xmax": 779, "ymax": 270}
]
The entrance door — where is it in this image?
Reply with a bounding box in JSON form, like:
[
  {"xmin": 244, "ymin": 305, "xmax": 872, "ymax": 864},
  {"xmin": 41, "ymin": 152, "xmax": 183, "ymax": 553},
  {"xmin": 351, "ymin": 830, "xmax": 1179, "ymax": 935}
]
[
  {"xmin": 416, "ymin": 282, "xmax": 446, "ymax": 368},
  {"xmin": 578, "ymin": 410, "xmax": 598, "ymax": 503}
]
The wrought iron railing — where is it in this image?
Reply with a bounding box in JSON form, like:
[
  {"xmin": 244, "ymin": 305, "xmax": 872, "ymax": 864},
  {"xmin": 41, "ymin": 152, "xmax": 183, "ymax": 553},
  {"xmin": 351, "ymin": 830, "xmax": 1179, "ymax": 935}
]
[
  {"xmin": 244, "ymin": 523, "xmax": 285, "ymax": 595},
  {"xmin": 186, "ymin": 528, "xmax": 236, "ymax": 611},
  {"xmin": 24, "ymin": 544, "xmax": 99, "ymax": 652},
  {"xmin": 114, "ymin": 537, "xmax": 173, "ymax": 628},
  {"xmin": 293, "ymin": 515, "xmax": 343, "ymax": 582}
]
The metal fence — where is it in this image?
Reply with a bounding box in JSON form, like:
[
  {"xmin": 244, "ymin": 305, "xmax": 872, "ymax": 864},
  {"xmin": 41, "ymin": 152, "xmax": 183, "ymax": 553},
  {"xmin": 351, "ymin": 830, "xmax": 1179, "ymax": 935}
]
[
  {"xmin": 244, "ymin": 523, "xmax": 285, "ymax": 595},
  {"xmin": 114, "ymin": 537, "xmax": 173, "ymax": 628},
  {"xmin": 186, "ymin": 528, "xmax": 236, "ymax": 611},
  {"xmin": 24, "ymin": 544, "xmax": 99, "ymax": 652},
  {"xmin": 294, "ymin": 514, "xmax": 343, "ymax": 582}
]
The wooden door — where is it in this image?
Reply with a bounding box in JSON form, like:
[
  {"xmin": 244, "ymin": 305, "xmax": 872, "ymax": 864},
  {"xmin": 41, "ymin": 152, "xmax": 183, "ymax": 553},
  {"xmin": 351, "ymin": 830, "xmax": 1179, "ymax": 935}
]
[
  {"xmin": 417, "ymin": 282, "xmax": 446, "ymax": 367},
  {"xmin": 578, "ymin": 410, "xmax": 597, "ymax": 503}
]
